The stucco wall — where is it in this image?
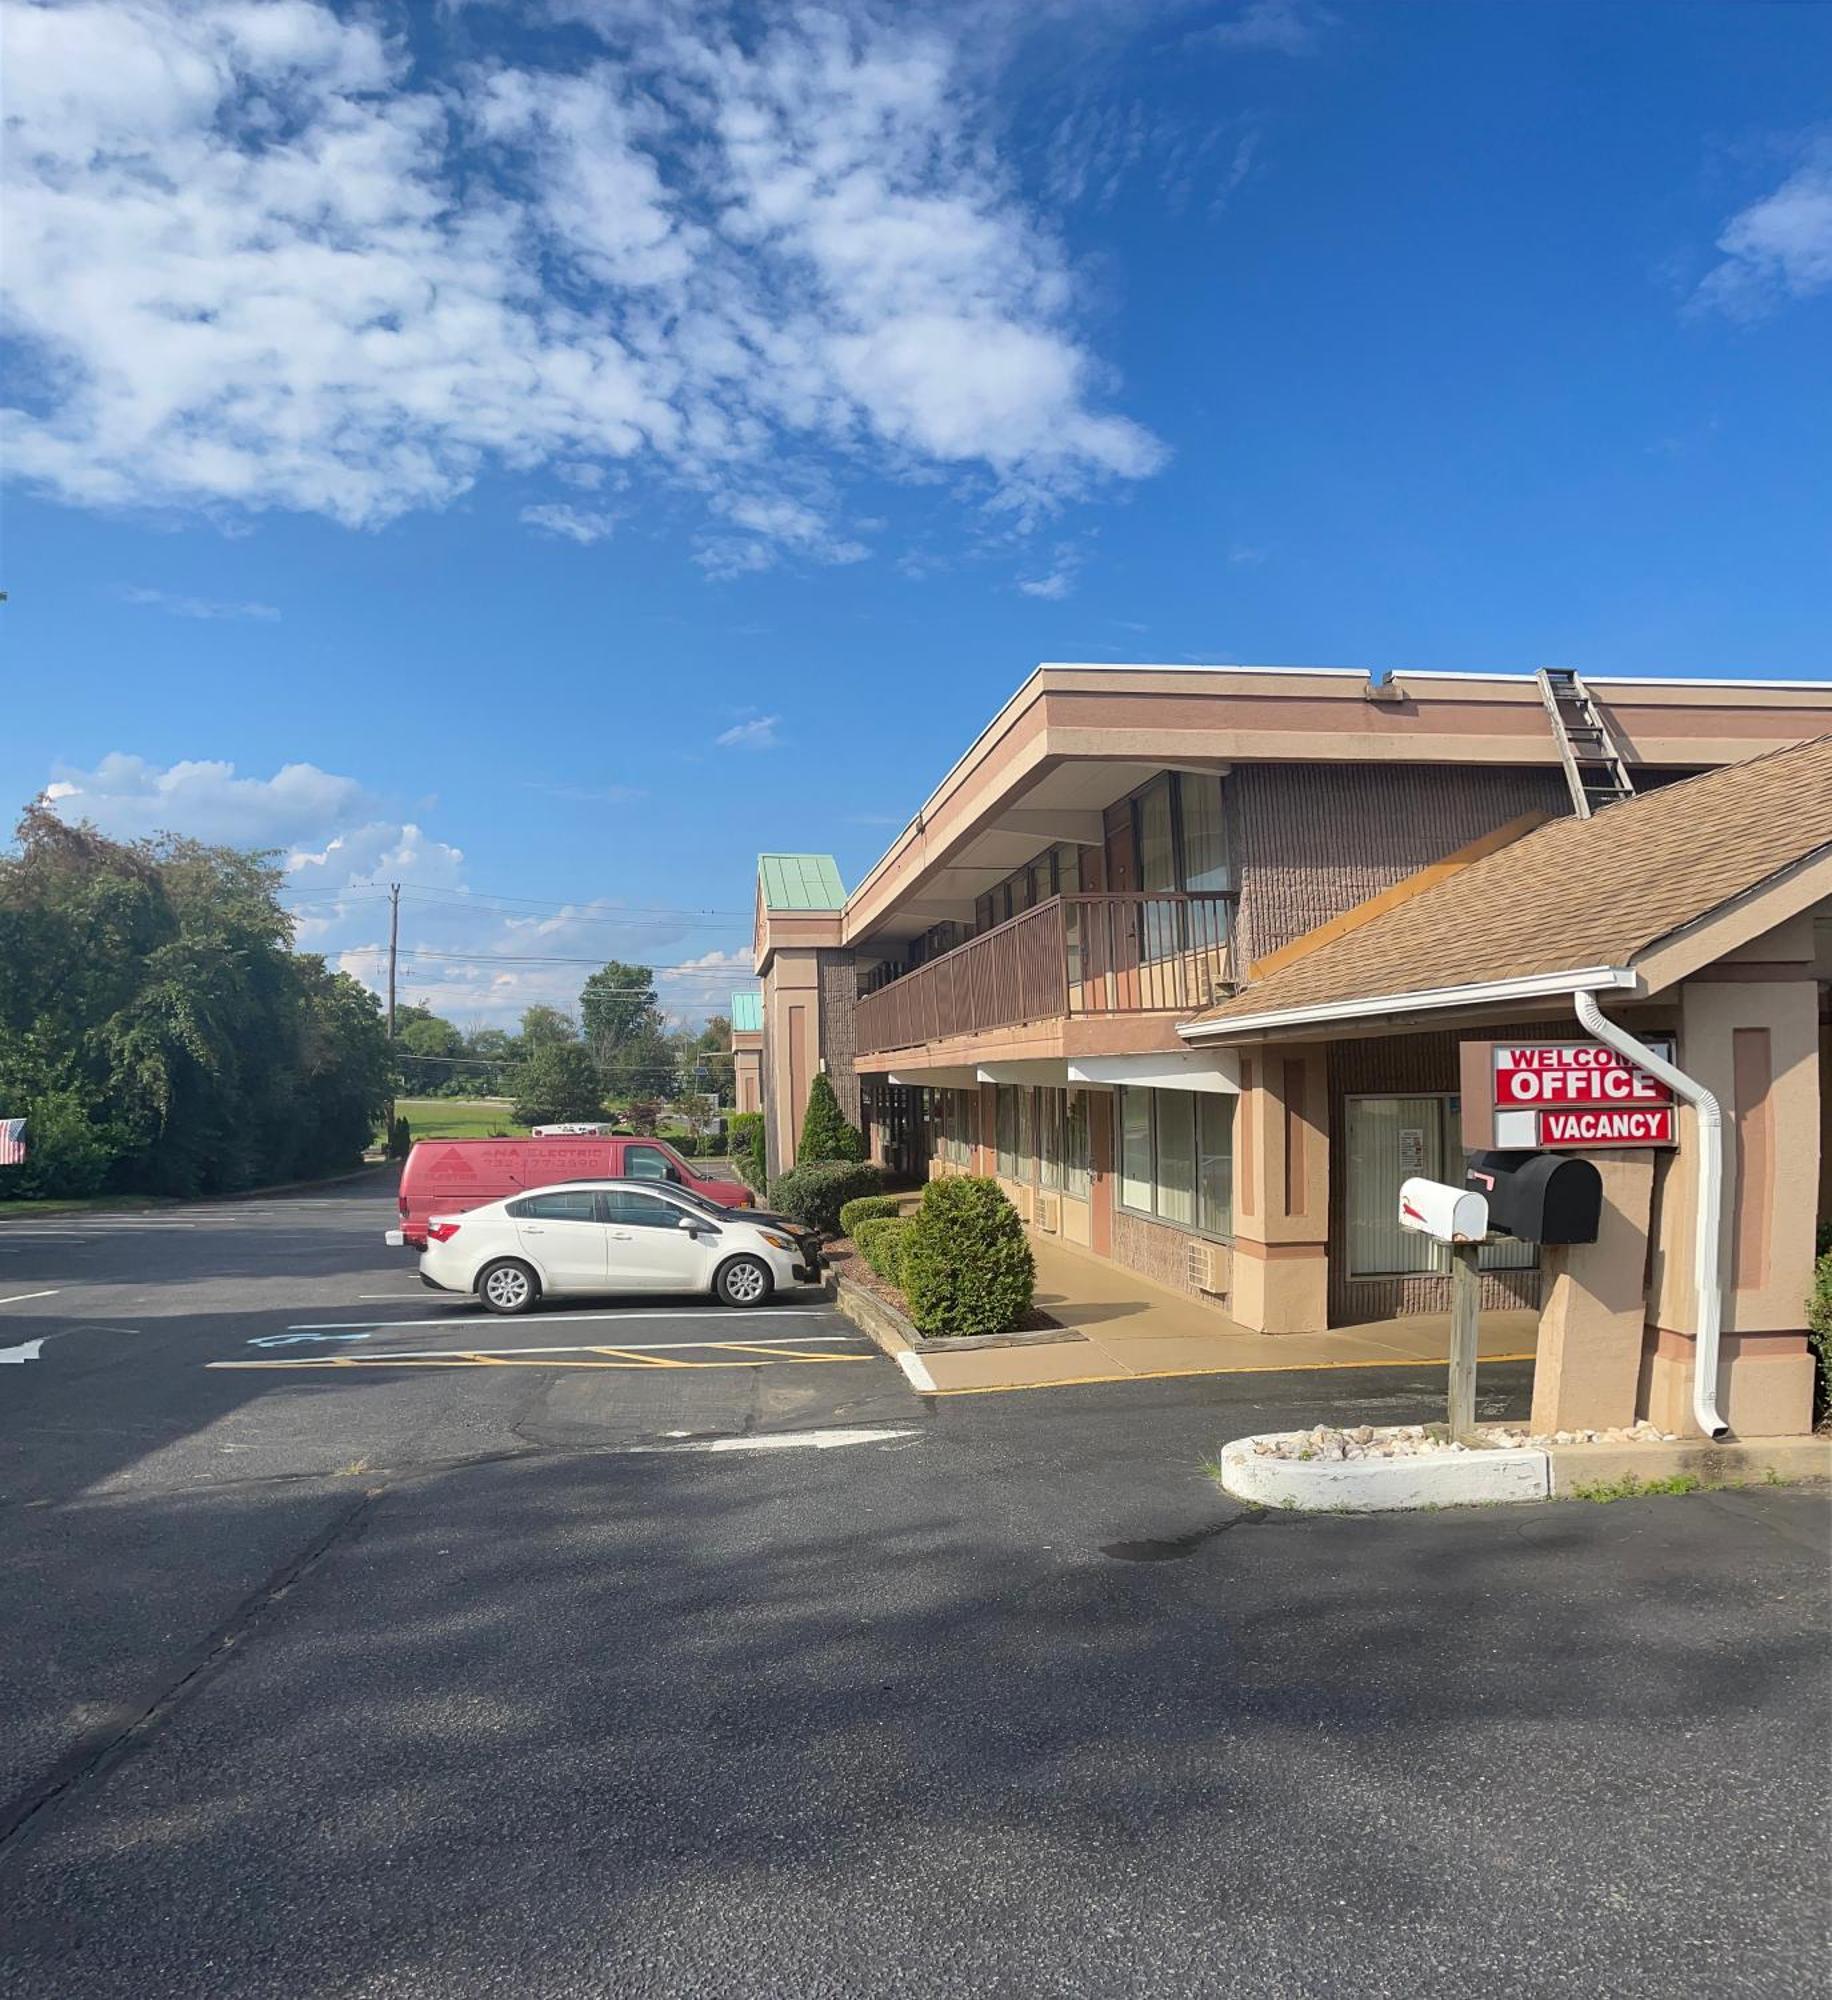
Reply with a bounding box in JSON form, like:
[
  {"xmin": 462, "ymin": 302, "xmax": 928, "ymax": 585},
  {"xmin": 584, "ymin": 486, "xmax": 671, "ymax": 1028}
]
[{"xmin": 1233, "ymin": 762, "xmax": 1571, "ymax": 964}]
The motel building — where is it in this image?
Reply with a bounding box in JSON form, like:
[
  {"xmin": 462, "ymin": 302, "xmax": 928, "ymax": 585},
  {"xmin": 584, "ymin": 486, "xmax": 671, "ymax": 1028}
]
[{"xmin": 737, "ymin": 665, "xmax": 1832, "ymax": 1438}]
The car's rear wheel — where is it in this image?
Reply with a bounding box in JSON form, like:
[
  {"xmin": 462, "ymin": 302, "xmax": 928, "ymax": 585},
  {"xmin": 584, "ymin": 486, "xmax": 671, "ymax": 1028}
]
[
  {"xmin": 478, "ymin": 1259, "xmax": 540, "ymax": 1316},
  {"xmin": 715, "ymin": 1256, "xmax": 773, "ymax": 1309}
]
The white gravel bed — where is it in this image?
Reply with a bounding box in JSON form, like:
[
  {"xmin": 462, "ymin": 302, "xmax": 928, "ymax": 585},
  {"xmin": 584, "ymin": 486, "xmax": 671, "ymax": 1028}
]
[{"xmin": 1250, "ymin": 1418, "xmax": 1682, "ymax": 1464}]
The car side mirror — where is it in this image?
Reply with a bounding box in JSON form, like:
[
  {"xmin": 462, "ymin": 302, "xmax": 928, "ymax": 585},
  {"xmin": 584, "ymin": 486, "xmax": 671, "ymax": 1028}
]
[{"xmin": 677, "ymin": 1214, "xmax": 709, "ymax": 1232}]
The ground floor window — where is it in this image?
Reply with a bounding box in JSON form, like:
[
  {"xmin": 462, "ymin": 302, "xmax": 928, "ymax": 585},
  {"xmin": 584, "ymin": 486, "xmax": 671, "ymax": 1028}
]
[
  {"xmin": 986, "ymin": 1087, "xmax": 1087, "ymax": 1195},
  {"xmin": 1064, "ymin": 1091, "xmax": 1092, "ymax": 1199},
  {"xmin": 1344, "ymin": 1094, "xmax": 1537, "ymax": 1277},
  {"xmin": 1115, "ymin": 1087, "xmax": 1234, "ymax": 1238},
  {"xmin": 996, "ymin": 1086, "xmax": 1019, "ymax": 1178}
]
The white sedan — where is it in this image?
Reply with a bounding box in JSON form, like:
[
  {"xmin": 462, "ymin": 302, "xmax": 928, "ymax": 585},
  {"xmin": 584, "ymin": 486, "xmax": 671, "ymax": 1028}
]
[{"xmin": 417, "ymin": 1180, "xmax": 820, "ymax": 1314}]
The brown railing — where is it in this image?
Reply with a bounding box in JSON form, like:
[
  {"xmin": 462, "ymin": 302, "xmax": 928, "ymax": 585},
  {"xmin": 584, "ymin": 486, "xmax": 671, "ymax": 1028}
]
[{"xmin": 854, "ymin": 893, "xmax": 1238, "ymax": 1055}]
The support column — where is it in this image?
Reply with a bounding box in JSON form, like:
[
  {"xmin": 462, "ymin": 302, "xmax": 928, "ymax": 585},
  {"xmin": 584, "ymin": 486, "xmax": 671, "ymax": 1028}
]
[
  {"xmin": 1530, "ymin": 1154, "xmax": 1655, "ymax": 1434},
  {"xmin": 1230, "ymin": 1044, "xmax": 1330, "ymax": 1334}
]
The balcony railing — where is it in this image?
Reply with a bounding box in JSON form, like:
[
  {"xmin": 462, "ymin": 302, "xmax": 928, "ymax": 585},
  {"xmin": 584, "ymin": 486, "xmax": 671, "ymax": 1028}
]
[{"xmin": 854, "ymin": 892, "xmax": 1239, "ymax": 1056}]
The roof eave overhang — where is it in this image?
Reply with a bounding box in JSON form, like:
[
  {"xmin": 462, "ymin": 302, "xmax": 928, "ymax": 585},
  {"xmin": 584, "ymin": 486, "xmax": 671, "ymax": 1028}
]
[{"xmin": 1177, "ymin": 966, "xmax": 1639, "ymax": 1044}]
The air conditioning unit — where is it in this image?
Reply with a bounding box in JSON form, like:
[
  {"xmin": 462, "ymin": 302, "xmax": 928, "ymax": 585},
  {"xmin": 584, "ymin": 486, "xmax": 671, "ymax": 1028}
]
[
  {"xmin": 1036, "ymin": 1192, "xmax": 1061, "ymax": 1234},
  {"xmin": 1185, "ymin": 1239, "xmax": 1226, "ymax": 1296},
  {"xmin": 1010, "ymin": 1184, "xmax": 1035, "ymax": 1223}
]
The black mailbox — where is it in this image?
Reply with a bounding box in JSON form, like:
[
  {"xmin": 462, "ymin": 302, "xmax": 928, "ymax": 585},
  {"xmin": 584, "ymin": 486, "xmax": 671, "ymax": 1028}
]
[{"xmin": 1465, "ymin": 1150, "xmax": 1603, "ymax": 1246}]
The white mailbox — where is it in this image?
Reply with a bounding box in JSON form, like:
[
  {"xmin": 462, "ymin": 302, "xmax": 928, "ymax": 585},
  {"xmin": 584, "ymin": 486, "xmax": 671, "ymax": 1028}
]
[{"xmin": 1398, "ymin": 1176, "xmax": 1489, "ymax": 1244}]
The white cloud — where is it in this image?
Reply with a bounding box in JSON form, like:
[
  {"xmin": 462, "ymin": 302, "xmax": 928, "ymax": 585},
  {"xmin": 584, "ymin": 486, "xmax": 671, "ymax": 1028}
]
[
  {"xmin": 1018, "ymin": 567, "xmax": 1073, "ymax": 600},
  {"xmin": 520, "ymin": 502, "xmax": 619, "ymax": 544},
  {"xmin": 1199, "ymin": 1, "xmax": 1330, "ymax": 56},
  {"xmin": 43, "ymin": 752, "xmax": 367, "ymax": 847},
  {"xmin": 1695, "ymin": 152, "xmax": 1832, "ymax": 318},
  {"xmin": 37, "ymin": 745, "xmax": 744, "ymax": 1026},
  {"xmin": 1227, "ymin": 542, "xmax": 1267, "ymax": 565},
  {"xmin": 119, "ymin": 585, "xmax": 280, "ymax": 621},
  {"xmin": 2, "ymin": 0, "xmax": 1163, "ymax": 560},
  {"xmin": 714, "ymin": 712, "xmax": 781, "ymax": 750}
]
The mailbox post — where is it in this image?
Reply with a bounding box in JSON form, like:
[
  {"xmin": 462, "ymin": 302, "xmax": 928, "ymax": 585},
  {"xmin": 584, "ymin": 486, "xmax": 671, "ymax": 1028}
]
[{"xmin": 1399, "ymin": 1177, "xmax": 1490, "ymax": 1443}]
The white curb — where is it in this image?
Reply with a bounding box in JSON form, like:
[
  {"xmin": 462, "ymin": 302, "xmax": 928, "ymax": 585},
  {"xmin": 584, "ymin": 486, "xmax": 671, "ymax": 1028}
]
[{"xmin": 1219, "ymin": 1432, "xmax": 1550, "ymax": 1512}]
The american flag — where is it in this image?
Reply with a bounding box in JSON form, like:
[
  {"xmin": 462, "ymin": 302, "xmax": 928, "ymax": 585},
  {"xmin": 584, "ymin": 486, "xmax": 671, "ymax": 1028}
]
[{"xmin": 0, "ymin": 1120, "xmax": 26, "ymax": 1167}]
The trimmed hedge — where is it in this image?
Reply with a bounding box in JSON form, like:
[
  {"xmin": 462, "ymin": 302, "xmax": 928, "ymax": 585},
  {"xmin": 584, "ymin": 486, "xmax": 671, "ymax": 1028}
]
[
  {"xmin": 899, "ymin": 1175, "xmax": 1034, "ymax": 1338},
  {"xmin": 796, "ymin": 1073, "xmax": 868, "ymax": 1164},
  {"xmin": 729, "ymin": 1111, "xmax": 766, "ymax": 1192},
  {"xmin": 768, "ymin": 1159, "xmax": 884, "ymax": 1234},
  {"xmin": 853, "ymin": 1215, "xmax": 913, "ymax": 1286},
  {"xmin": 838, "ymin": 1194, "xmax": 902, "ymax": 1238}
]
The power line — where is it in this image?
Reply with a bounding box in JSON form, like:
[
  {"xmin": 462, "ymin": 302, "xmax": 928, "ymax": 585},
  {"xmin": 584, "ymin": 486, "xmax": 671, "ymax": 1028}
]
[
  {"xmin": 345, "ymin": 946, "xmax": 749, "ymax": 972},
  {"xmin": 303, "ymin": 883, "xmax": 749, "ymax": 919}
]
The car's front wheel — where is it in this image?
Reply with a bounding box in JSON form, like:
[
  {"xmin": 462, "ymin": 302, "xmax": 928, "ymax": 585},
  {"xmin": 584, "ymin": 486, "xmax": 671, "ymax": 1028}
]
[
  {"xmin": 715, "ymin": 1256, "xmax": 773, "ymax": 1309},
  {"xmin": 478, "ymin": 1259, "xmax": 540, "ymax": 1316}
]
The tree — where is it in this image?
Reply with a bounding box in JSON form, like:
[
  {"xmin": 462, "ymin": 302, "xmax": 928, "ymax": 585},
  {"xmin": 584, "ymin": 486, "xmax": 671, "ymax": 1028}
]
[
  {"xmin": 796, "ymin": 1072, "xmax": 867, "ymax": 1164},
  {"xmin": 518, "ymin": 1005, "xmax": 579, "ymax": 1058},
  {"xmin": 510, "ymin": 1043, "xmax": 604, "ymax": 1127},
  {"xmin": 0, "ymin": 801, "xmax": 391, "ymax": 1198},
  {"xmin": 580, "ymin": 962, "xmax": 663, "ymax": 1084},
  {"xmin": 462, "ymin": 1025, "xmax": 519, "ymax": 1095},
  {"xmin": 395, "ymin": 1009, "xmax": 465, "ymax": 1094}
]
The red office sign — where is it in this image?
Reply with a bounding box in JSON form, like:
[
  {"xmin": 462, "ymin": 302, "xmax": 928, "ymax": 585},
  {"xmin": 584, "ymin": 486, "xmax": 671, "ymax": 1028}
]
[{"xmin": 1463, "ymin": 1038, "xmax": 1678, "ymax": 1150}]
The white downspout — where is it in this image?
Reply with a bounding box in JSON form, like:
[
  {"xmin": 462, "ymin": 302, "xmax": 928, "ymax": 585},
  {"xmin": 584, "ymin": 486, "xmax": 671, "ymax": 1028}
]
[{"xmin": 1573, "ymin": 990, "xmax": 1728, "ymax": 1438}]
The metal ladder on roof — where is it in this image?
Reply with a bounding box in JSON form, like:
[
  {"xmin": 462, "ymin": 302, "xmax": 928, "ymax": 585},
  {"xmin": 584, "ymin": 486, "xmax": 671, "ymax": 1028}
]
[{"xmin": 1536, "ymin": 667, "xmax": 1637, "ymax": 818}]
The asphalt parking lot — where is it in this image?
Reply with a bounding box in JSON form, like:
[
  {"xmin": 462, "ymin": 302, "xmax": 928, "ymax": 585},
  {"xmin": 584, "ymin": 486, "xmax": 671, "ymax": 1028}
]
[{"xmin": 0, "ymin": 1172, "xmax": 1826, "ymax": 1998}]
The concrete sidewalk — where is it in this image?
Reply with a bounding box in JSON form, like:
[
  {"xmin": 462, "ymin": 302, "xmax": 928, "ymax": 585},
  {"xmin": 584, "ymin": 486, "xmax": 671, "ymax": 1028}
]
[{"xmin": 906, "ymin": 1232, "xmax": 1538, "ymax": 1395}]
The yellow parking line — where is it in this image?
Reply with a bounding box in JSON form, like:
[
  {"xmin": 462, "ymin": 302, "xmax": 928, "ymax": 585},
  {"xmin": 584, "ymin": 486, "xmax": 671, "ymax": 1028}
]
[
  {"xmin": 924, "ymin": 1352, "xmax": 1541, "ymax": 1397},
  {"xmin": 588, "ymin": 1345, "xmax": 700, "ymax": 1367}
]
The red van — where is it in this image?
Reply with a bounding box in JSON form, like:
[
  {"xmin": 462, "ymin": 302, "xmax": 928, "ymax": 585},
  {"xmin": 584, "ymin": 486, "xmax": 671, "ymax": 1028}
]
[{"xmin": 389, "ymin": 1137, "xmax": 753, "ymax": 1249}]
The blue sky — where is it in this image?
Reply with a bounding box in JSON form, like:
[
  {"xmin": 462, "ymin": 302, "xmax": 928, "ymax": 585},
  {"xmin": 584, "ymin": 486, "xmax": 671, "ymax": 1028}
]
[{"xmin": 4, "ymin": 0, "xmax": 1829, "ymax": 1026}]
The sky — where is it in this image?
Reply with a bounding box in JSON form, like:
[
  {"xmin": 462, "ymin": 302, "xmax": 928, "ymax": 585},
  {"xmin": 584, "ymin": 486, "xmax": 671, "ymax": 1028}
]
[{"xmin": 3, "ymin": 0, "xmax": 1829, "ymax": 1030}]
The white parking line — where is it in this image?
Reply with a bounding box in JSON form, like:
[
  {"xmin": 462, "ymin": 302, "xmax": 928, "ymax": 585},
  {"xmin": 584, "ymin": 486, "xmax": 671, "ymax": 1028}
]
[
  {"xmin": 0, "ymin": 1290, "xmax": 60, "ymax": 1307},
  {"xmin": 285, "ymin": 1307, "xmax": 835, "ymax": 1331},
  {"xmin": 253, "ymin": 1333, "xmax": 865, "ymax": 1360},
  {"xmin": 645, "ymin": 1428, "xmax": 919, "ymax": 1454}
]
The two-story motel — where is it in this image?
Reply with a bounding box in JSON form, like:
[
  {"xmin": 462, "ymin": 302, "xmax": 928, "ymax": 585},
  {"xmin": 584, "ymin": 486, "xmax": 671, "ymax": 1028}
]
[{"xmin": 738, "ymin": 665, "xmax": 1832, "ymax": 1437}]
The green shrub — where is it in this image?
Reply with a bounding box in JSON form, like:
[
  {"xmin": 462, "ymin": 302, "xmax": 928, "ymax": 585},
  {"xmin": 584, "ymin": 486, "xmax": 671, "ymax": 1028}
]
[
  {"xmin": 796, "ymin": 1073, "xmax": 867, "ymax": 1164},
  {"xmin": 767, "ymin": 1160, "xmax": 883, "ymax": 1234},
  {"xmin": 1808, "ymin": 1248, "xmax": 1832, "ymax": 1417},
  {"xmin": 898, "ymin": 1176, "xmax": 1034, "ymax": 1338},
  {"xmin": 0, "ymin": 1089, "xmax": 115, "ymax": 1200},
  {"xmin": 511, "ymin": 1044, "xmax": 605, "ymax": 1127},
  {"xmin": 729, "ymin": 1110, "xmax": 766, "ymax": 1191},
  {"xmin": 838, "ymin": 1194, "xmax": 902, "ymax": 1237},
  {"xmin": 853, "ymin": 1214, "xmax": 913, "ymax": 1285}
]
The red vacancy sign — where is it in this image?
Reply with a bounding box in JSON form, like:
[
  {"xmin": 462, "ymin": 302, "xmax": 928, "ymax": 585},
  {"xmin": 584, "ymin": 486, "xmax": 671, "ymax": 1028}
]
[{"xmin": 1461, "ymin": 1038, "xmax": 1677, "ymax": 1150}]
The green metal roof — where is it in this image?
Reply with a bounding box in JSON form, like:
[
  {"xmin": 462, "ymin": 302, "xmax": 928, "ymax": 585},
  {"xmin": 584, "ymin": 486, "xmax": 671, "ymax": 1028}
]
[
  {"xmin": 757, "ymin": 853, "xmax": 845, "ymax": 911},
  {"xmin": 730, "ymin": 990, "xmax": 763, "ymax": 1032}
]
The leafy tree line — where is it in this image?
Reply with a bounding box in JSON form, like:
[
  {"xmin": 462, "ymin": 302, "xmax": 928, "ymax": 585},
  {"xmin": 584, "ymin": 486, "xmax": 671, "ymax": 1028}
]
[
  {"xmin": 0, "ymin": 805, "xmax": 393, "ymax": 1199},
  {"xmin": 398, "ymin": 962, "xmax": 736, "ymax": 1129}
]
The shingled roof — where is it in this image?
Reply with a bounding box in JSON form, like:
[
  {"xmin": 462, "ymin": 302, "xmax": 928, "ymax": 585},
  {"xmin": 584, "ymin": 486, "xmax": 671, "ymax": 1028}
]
[{"xmin": 1184, "ymin": 734, "xmax": 1832, "ymax": 1039}]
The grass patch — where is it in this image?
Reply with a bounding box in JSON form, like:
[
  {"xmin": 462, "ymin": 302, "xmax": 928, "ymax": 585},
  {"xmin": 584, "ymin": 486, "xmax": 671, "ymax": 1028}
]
[
  {"xmin": 0, "ymin": 1193, "xmax": 177, "ymax": 1219},
  {"xmin": 384, "ymin": 1097, "xmax": 530, "ymax": 1142},
  {"xmin": 1570, "ymin": 1471, "xmax": 1704, "ymax": 1503}
]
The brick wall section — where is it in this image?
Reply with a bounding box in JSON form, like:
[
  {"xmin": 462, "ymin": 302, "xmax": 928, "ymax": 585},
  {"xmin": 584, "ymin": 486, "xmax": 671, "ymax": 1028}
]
[
  {"xmin": 817, "ymin": 950, "xmax": 861, "ymax": 1125},
  {"xmin": 1233, "ymin": 763, "xmax": 1570, "ymax": 965},
  {"xmin": 1110, "ymin": 1207, "xmax": 1233, "ymax": 1308}
]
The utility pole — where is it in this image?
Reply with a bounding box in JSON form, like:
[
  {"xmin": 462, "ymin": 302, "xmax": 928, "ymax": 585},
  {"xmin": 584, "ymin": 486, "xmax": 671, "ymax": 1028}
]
[
  {"xmin": 383, "ymin": 883, "xmax": 402, "ymax": 1151},
  {"xmin": 386, "ymin": 883, "xmax": 401, "ymax": 1040}
]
